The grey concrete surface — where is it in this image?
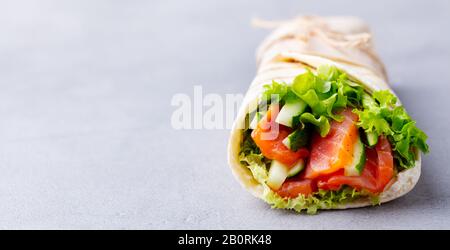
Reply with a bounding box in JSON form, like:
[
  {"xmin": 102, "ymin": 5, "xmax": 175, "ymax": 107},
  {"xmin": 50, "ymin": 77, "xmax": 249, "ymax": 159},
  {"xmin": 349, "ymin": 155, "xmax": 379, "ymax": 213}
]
[{"xmin": 0, "ymin": 0, "xmax": 449, "ymax": 229}]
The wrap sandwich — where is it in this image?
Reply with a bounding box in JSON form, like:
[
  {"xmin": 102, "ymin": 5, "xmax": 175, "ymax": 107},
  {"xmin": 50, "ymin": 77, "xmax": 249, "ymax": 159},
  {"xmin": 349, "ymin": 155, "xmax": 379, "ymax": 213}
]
[{"xmin": 227, "ymin": 16, "xmax": 429, "ymax": 214}]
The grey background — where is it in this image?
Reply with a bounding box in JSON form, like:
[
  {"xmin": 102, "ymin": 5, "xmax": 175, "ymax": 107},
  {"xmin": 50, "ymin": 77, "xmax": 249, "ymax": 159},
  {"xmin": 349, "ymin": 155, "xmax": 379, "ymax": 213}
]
[{"xmin": 0, "ymin": 0, "xmax": 448, "ymax": 229}]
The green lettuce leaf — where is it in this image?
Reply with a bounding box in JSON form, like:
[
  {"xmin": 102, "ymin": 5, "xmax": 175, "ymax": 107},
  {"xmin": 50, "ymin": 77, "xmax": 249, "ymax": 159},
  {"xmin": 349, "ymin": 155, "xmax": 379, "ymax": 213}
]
[
  {"xmin": 259, "ymin": 65, "xmax": 363, "ymax": 137},
  {"xmin": 240, "ymin": 130, "xmax": 261, "ymax": 156},
  {"xmin": 261, "ymin": 80, "xmax": 288, "ymax": 103},
  {"xmin": 290, "ymin": 66, "xmax": 365, "ymax": 132},
  {"xmin": 299, "ymin": 113, "xmax": 330, "ymax": 137},
  {"xmin": 240, "ymin": 153, "xmax": 269, "ymax": 184},
  {"xmin": 265, "ymin": 186, "xmax": 366, "ymax": 215},
  {"xmin": 354, "ymin": 91, "xmax": 429, "ymax": 169}
]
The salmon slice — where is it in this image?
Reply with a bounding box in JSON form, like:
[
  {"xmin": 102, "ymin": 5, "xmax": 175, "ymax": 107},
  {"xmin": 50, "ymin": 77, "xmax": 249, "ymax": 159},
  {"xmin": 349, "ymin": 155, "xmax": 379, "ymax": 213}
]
[
  {"xmin": 276, "ymin": 178, "xmax": 316, "ymax": 198},
  {"xmin": 374, "ymin": 136, "xmax": 394, "ymax": 191},
  {"xmin": 315, "ymin": 136, "xmax": 394, "ymax": 194},
  {"xmin": 251, "ymin": 104, "xmax": 309, "ymax": 167},
  {"xmin": 304, "ymin": 109, "xmax": 359, "ymax": 179},
  {"xmin": 316, "ymin": 148, "xmax": 378, "ymax": 193}
]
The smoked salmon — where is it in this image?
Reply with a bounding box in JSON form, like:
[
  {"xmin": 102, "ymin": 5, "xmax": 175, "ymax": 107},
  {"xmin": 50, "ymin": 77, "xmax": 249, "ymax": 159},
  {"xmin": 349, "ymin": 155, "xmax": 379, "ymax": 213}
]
[
  {"xmin": 317, "ymin": 136, "xmax": 394, "ymax": 194},
  {"xmin": 304, "ymin": 109, "xmax": 359, "ymax": 179},
  {"xmin": 251, "ymin": 104, "xmax": 309, "ymax": 167}
]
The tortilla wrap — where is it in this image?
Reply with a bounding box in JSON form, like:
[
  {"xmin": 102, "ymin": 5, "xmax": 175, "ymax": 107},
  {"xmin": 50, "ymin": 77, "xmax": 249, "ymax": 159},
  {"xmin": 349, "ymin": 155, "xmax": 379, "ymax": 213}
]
[{"xmin": 227, "ymin": 16, "xmax": 421, "ymax": 210}]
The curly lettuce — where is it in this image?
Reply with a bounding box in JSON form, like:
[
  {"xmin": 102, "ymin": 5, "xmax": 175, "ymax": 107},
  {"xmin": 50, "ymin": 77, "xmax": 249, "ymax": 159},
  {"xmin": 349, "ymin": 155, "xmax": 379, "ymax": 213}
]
[
  {"xmin": 265, "ymin": 186, "xmax": 366, "ymax": 215},
  {"xmin": 354, "ymin": 90, "xmax": 429, "ymax": 169},
  {"xmin": 261, "ymin": 81, "xmax": 288, "ymax": 103},
  {"xmin": 289, "ymin": 66, "xmax": 364, "ymax": 136}
]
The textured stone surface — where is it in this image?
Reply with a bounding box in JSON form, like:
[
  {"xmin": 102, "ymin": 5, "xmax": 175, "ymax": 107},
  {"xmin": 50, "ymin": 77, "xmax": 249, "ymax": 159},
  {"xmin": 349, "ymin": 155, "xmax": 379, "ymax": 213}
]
[{"xmin": 0, "ymin": 0, "xmax": 448, "ymax": 229}]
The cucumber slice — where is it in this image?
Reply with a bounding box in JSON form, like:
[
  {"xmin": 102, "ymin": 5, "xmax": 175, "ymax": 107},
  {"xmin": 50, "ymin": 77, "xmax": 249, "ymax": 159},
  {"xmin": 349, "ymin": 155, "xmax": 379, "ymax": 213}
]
[
  {"xmin": 267, "ymin": 160, "xmax": 289, "ymax": 190},
  {"xmin": 275, "ymin": 100, "xmax": 307, "ymax": 127},
  {"xmin": 282, "ymin": 127, "xmax": 310, "ymax": 151},
  {"xmin": 344, "ymin": 135, "xmax": 366, "ymax": 176},
  {"xmin": 366, "ymin": 131, "xmax": 378, "ymax": 147},
  {"xmin": 249, "ymin": 111, "xmax": 266, "ymax": 130},
  {"xmin": 287, "ymin": 159, "xmax": 305, "ymax": 177}
]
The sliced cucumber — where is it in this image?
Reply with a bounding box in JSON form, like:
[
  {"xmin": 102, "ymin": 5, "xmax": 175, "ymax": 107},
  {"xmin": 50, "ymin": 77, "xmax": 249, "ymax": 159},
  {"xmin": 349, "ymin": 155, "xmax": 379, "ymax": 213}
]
[
  {"xmin": 344, "ymin": 135, "xmax": 366, "ymax": 176},
  {"xmin": 275, "ymin": 100, "xmax": 307, "ymax": 127},
  {"xmin": 282, "ymin": 127, "xmax": 310, "ymax": 151},
  {"xmin": 267, "ymin": 160, "xmax": 289, "ymax": 190},
  {"xmin": 366, "ymin": 131, "xmax": 378, "ymax": 147},
  {"xmin": 249, "ymin": 111, "xmax": 266, "ymax": 130},
  {"xmin": 287, "ymin": 159, "xmax": 305, "ymax": 177}
]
